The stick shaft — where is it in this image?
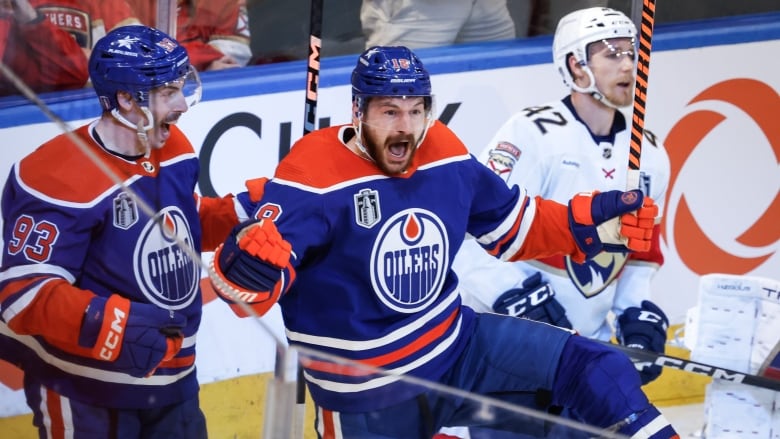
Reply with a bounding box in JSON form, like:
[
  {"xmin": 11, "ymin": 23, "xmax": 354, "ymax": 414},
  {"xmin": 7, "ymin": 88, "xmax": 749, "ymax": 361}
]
[
  {"xmin": 303, "ymin": 0, "xmax": 324, "ymax": 136},
  {"xmin": 627, "ymin": 0, "xmax": 656, "ymax": 189},
  {"xmin": 600, "ymin": 340, "xmax": 780, "ymax": 392},
  {"xmin": 294, "ymin": 1, "xmax": 323, "ymax": 436}
]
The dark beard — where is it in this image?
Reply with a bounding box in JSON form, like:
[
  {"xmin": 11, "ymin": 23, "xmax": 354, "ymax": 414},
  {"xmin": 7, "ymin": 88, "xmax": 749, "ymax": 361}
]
[{"xmin": 362, "ymin": 127, "xmax": 419, "ymax": 175}]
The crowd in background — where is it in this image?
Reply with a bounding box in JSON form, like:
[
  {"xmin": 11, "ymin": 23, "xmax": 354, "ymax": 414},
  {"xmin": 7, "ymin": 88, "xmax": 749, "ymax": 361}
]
[
  {"xmin": 0, "ymin": 0, "xmax": 251, "ymax": 96},
  {"xmin": 1, "ymin": 0, "xmax": 778, "ymax": 97}
]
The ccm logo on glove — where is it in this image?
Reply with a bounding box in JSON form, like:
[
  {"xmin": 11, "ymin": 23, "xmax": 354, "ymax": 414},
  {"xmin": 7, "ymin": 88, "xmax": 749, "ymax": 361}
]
[
  {"xmin": 633, "ymin": 310, "xmax": 667, "ymax": 327},
  {"xmin": 503, "ymin": 287, "xmax": 553, "ymax": 316},
  {"xmin": 79, "ymin": 294, "xmax": 186, "ymax": 377},
  {"xmin": 98, "ymin": 303, "xmax": 127, "ymax": 361}
]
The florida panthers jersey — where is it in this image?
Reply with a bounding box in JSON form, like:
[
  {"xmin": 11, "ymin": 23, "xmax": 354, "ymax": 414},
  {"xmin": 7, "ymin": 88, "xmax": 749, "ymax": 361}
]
[
  {"xmin": 254, "ymin": 121, "xmax": 579, "ymax": 413},
  {"xmin": 0, "ymin": 122, "xmax": 241, "ymax": 409},
  {"xmin": 129, "ymin": 0, "xmax": 252, "ymax": 69},
  {"xmin": 31, "ymin": 0, "xmax": 140, "ymax": 51},
  {"xmin": 453, "ymin": 96, "xmax": 670, "ymax": 340}
]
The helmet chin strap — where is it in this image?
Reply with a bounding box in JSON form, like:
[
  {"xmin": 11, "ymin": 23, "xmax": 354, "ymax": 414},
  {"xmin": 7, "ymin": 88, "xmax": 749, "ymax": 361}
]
[
  {"xmin": 415, "ymin": 116, "xmax": 434, "ymax": 149},
  {"xmin": 571, "ymin": 66, "xmax": 630, "ymax": 110},
  {"xmin": 353, "ymin": 118, "xmax": 375, "ymax": 163},
  {"xmin": 111, "ymin": 106, "xmax": 154, "ymax": 151}
]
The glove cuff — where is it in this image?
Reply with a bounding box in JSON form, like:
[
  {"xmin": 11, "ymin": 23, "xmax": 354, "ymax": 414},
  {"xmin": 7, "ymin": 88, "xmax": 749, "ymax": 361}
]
[
  {"xmin": 211, "ymin": 245, "xmax": 278, "ymax": 318},
  {"xmin": 617, "ymin": 406, "xmax": 678, "ymax": 438},
  {"xmin": 214, "ymin": 242, "xmax": 281, "ymax": 295},
  {"xmin": 568, "ymin": 203, "xmax": 602, "ymax": 258},
  {"xmin": 80, "ymin": 295, "xmax": 130, "ymax": 362}
]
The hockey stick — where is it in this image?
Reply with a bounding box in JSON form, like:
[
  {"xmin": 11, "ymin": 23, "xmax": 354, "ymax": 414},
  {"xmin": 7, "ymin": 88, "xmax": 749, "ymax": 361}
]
[
  {"xmin": 291, "ymin": 1, "xmax": 323, "ymax": 436},
  {"xmin": 303, "ymin": 0, "xmax": 323, "ymax": 136},
  {"xmin": 598, "ymin": 340, "xmax": 780, "ymax": 392},
  {"xmin": 626, "ymin": 0, "xmax": 656, "ymax": 190}
]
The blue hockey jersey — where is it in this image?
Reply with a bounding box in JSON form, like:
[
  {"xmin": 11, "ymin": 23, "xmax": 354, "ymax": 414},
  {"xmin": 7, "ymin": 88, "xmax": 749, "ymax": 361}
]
[
  {"xmin": 251, "ymin": 121, "xmax": 581, "ymax": 412},
  {"xmin": 0, "ymin": 121, "xmax": 242, "ymax": 409}
]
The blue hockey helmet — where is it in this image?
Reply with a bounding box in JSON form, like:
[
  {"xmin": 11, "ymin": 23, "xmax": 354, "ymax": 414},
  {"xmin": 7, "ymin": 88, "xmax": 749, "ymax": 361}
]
[
  {"xmin": 351, "ymin": 46, "xmax": 432, "ymax": 106},
  {"xmin": 89, "ymin": 25, "xmax": 201, "ymax": 111},
  {"xmin": 350, "ymin": 46, "xmax": 435, "ymax": 156}
]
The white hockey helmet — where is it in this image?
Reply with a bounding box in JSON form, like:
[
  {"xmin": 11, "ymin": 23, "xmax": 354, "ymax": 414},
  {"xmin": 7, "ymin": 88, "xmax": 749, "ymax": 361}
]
[{"xmin": 553, "ymin": 7, "xmax": 636, "ymax": 107}]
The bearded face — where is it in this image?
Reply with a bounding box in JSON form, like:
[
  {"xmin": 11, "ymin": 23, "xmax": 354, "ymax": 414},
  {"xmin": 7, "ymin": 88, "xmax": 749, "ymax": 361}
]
[{"xmin": 355, "ymin": 96, "xmax": 429, "ymax": 175}]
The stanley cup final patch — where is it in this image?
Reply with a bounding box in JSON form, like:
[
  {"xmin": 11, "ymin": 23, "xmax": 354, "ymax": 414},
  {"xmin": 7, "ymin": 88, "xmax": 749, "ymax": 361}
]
[
  {"xmin": 354, "ymin": 188, "xmax": 381, "ymax": 228},
  {"xmin": 113, "ymin": 192, "xmax": 139, "ymax": 230}
]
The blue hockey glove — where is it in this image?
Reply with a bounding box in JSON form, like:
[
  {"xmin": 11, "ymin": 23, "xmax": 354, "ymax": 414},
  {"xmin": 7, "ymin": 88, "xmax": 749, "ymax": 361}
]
[
  {"xmin": 492, "ymin": 272, "xmax": 573, "ymax": 329},
  {"xmin": 79, "ymin": 295, "xmax": 186, "ymax": 378},
  {"xmin": 617, "ymin": 300, "xmax": 669, "ymax": 385},
  {"xmin": 217, "ymin": 219, "xmax": 291, "ymax": 292},
  {"xmin": 212, "ymin": 219, "xmax": 291, "ymax": 317},
  {"xmin": 568, "ymin": 190, "xmax": 657, "ymax": 259}
]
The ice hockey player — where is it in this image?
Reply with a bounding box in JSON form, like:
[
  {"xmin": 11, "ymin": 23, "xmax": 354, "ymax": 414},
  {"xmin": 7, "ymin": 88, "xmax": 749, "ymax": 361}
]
[
  {"xmin": 454, "ymin": 6, "xmax": 672, "ymax": 388},
  {"xmin": 211, "ymin": 45, "xmax": 679, "ymax": 438},
  {"xmin": 0, "ymin": 25, "xmax": 260, "ymax": 438}
]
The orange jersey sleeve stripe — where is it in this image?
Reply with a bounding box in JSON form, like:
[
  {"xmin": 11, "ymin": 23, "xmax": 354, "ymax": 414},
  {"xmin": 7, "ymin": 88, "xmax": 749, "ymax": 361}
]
[
  {"xmin": 509, "ymin": 198, "xmax": 586, "ymax": 263},
  {"xmin": 196, "ymin": 194, "xmax": 239, "ymax": 251},
  {"xmin": 3, "ymin": 278, "xmax": 93, "ymax": 348}
]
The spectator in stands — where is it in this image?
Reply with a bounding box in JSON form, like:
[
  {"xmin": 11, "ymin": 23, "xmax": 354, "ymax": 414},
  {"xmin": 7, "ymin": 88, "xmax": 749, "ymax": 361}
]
[
  {"xmin": 360, "ymin": 0, "xmax": 516, "ymax": 49},
  {"xmin": 130, "ymin": 0, "xmax": 252, "ymax": 71},
  {"xmin": 528, "ymin": 0, "xmax": 608, "ymax": 36},
  {"xmin": 360, "ymin": 0, "xmax": 611, "ymax": 49},
  {"xmin": 248, "ymin": 0, "xmax": 365, "ymax": 64},
  {"xmin": 30, "ymin": 0, "xmax": 141, "ymax": 59},
  {"xmin": 0, "ymin": 0, "xmax": 88, "ymax": 97}
]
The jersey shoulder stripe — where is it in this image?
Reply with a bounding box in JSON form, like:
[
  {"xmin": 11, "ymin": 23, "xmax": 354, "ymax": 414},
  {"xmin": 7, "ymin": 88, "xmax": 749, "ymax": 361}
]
[
  {"xmin": 16, "ymin": 124, "xmax": 194, "ymax": 205},
  {"xmin": 275, "ymin": 121, "xmax": 471, "ymax": 191}
]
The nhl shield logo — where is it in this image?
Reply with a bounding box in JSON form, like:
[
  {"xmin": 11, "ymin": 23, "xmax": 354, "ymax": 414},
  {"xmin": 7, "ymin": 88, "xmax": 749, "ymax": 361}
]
[
  {"xmin": 113, "ymin": 192, "xmax": 139, "ymax": 229},
  {"xmin": 354, "ymin": 188, "xmax": 381, "ymax": 228},
  {"xmin": 141, "ymin": 161, "xmax": 155, "ymax": 173},
  {"xmin": 639, "ymin": 171, "xmax": 652, "ymax": 196}
]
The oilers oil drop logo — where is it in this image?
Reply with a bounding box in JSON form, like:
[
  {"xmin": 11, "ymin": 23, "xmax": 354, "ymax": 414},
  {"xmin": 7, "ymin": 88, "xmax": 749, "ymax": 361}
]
[
  {"xmin": 370, "ymin": 209, "xmax": 448, "ymax": 313},
  {"xmin": 663, "ymin": 78, "xmax": 779, "ymax": 275},
  {"xmin": 134, "ymin": 206, "xmax": 199, "ymax": 310}
]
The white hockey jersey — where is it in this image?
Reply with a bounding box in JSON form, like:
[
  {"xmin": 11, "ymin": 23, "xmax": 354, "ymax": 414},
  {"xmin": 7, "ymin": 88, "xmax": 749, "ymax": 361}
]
[{"xmin": 453, "ymin": 96, "xmax": 670, "ymax": 339}]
